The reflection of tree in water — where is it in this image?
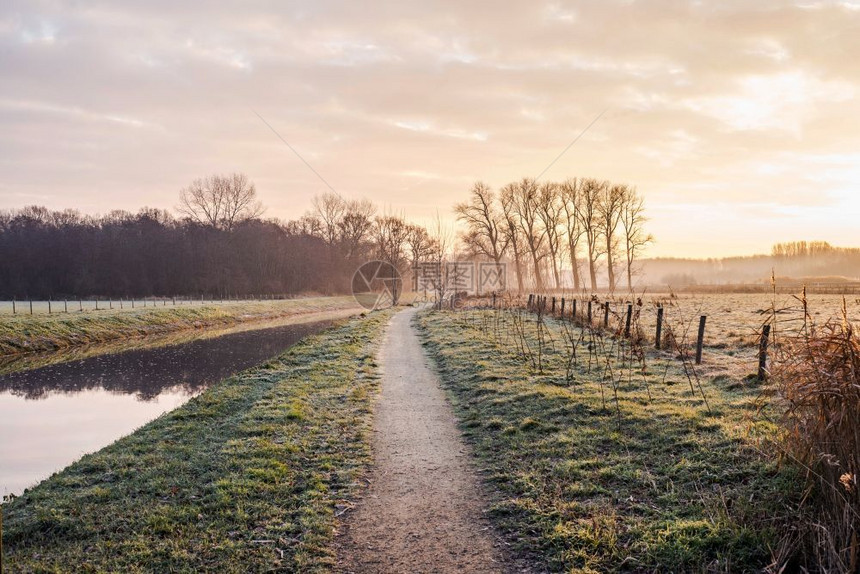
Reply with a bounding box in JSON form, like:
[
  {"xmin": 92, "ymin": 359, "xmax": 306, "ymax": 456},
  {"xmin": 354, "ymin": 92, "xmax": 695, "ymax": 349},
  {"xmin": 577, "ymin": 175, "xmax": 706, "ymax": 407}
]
[{"xmin": 0, "ymin": 321, "xmax": 330, "ymax": 401}]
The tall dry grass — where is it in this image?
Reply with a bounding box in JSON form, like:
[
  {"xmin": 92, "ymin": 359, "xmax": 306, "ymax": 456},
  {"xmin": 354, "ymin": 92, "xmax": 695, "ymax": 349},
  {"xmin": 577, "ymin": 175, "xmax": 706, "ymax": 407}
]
[{"xmin": 773, "ymin": 305, "xmax": 860, "ymax": 573}]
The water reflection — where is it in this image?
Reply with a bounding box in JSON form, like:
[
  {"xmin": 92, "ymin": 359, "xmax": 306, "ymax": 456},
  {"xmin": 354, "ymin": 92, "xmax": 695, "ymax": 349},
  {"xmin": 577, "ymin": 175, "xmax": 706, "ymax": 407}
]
[
  {"xmin": 0, "ymin": 317, "xmax": 339, "ymax": 495},
  {"xmin": 0, "ymin": 320, "xmax": 330, "ymax": 401}
]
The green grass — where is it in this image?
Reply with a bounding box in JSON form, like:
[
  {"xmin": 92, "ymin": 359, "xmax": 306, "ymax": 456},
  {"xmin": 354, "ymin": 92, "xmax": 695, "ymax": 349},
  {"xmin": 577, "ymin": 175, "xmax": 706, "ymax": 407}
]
[
  {"xmin": 416, "ymin": 309, "xmax": 799, "ymax": 573},
  {"xmin": 1, "ymin": 310, "xmax": 391, "ymax": 573},
  {"xmin": 0, "ymin": 296, "xmax": 359, "ymax": 356}
]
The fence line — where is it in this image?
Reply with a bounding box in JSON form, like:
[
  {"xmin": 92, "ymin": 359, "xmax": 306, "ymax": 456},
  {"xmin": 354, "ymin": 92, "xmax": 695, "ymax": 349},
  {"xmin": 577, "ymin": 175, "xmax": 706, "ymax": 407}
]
[
  {"xmin": 458, "ymin": 291, "xmax": 780, "ymax": 377},
  {"xmin": 0, "ymin": 294, "xmax": 300, "ymax": 315}
]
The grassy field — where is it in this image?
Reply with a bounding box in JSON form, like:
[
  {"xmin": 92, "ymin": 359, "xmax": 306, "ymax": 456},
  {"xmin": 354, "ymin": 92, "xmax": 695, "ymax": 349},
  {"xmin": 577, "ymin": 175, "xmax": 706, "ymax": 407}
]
[
  {"xmin": 0, "ymin": 296, "xmax": 360, "ymax": 356},
  {"xmin": 1, "ymin": 310, "xmax": 391, "ymax": 573},
  {"xmin": 416, "ymin": 308, "xmax": 800, "ymax": 573}
]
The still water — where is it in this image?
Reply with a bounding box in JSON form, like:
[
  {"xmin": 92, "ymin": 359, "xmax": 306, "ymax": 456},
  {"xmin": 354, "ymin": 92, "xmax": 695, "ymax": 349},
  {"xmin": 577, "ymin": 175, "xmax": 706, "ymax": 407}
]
[{"xmin": 0, "ymin": 317, "xmax": 337, "ymax": 495}]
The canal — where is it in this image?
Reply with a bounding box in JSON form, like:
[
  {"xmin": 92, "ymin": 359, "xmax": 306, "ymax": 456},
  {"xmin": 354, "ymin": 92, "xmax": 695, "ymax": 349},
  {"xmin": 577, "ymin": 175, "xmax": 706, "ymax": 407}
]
[{"xmin": 0, "ymin": 315, "xmax": 341, "ymax": 496}]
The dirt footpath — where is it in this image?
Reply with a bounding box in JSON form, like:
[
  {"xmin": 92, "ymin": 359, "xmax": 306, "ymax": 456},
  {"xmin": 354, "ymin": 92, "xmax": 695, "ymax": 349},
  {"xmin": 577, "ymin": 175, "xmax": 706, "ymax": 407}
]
[{"xmin": 337, "ymin": 307, "xmax": 507, "ymax": 573}]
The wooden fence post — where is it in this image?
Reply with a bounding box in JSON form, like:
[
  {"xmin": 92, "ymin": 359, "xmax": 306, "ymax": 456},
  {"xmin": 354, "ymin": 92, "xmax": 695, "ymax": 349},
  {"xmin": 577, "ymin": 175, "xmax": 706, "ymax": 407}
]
[
  {"xmin": 64, "ymin": 300, "xmax": 68, "ymax": 313},
  {"xmin": 587, "ymin": 301, "xmax": 592, "ymax": 324},
  {"xmin": 571, "ymin": 299, "xmax": 577, "ymax": 320},
  {"xmin": 48, "ymin": 299, "xmax": 52, "ymax": 314},
  {"xmin": 560, "ymin": 298, "xmax": 565, "ymax": 317},
  {"xmin": 551, "ymin": 297, "xmax": 556, "ymax": 314},
  {"xmin": 758, "ymin": 324, "xmax": 771, "ymax": 381},
  {"xmin": 11, "ymin": 299, "xmax": 15, "ymax": 314},
  {"xmin": 29, "ymin": 300, "xmax": 33, "ymax": 315},
  {"xmin": 624, "ymin": 304, "xmax": 632, "ymax": 338},
  {"xmin": 604, "ymin": 301, "xmax": 610, "ymax": 328},
  {"xmin": 695, "ymin": 315, "xmax": 707, "ymax": 364},
  {"xmin": 656, "ymin": 305, "xmax": 664, "ymax": 349}
]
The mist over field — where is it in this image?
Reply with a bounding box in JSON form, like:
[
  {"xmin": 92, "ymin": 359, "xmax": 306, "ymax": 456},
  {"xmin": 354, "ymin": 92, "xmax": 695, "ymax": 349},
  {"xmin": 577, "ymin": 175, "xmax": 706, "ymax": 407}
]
[{"xmin": 639, "ymin": 242, "xmax": 860, "ymax": 289}]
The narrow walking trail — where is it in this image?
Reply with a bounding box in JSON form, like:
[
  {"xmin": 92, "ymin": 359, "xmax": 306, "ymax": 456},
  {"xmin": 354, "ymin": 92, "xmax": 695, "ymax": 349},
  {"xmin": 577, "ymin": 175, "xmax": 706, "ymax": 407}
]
[{"xmin": 337, "ymin": 307, "xmax": 504, "ymax": 573}]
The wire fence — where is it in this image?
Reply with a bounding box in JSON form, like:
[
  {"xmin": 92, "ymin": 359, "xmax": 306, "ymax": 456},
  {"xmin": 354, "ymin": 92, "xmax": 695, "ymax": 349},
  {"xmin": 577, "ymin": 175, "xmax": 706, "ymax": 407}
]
[
  {"xmin": 0, "ymin": 294, "xmax": 298, "ymax": 315},
  {"xmin": 445, "ymin": 290, "xmax": 860, "ymax": 383}
]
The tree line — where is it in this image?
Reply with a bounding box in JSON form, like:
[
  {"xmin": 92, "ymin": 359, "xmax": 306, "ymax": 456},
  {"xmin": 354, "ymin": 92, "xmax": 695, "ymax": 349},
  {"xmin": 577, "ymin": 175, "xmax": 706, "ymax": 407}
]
[
  {"xmin": 644, "ymin": 241, "xmax": 860, "ymax": 287},
  {"xmin": 456, "ymin": 178, "xmax": 651, "ymax": 292},
  {"xmin": 0, "ymin": 173, "xmax": 652, "ymax": 298},
  {"xmin": 0, "ymin": 175, "xmax": 441, "ymax": 299},
  {"xmin": 770, "ymin": 241, "xmax": 856, "ymax": 259},
  {"xmin": 0, "ymin": 205, "xmax": 332, "ymax": 299}
]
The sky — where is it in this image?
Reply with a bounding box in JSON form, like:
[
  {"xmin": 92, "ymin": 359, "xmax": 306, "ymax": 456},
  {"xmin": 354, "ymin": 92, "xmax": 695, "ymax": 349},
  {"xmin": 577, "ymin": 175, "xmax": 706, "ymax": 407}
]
[{"xmin": 2, "ymin": 0, "xmax": 859, "ymax": 258}]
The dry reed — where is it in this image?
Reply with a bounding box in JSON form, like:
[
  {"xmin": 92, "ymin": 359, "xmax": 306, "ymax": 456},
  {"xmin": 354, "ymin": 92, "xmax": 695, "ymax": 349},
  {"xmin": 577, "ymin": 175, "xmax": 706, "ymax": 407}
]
[{"xmin": 772, "ymin": 302, "xmax": 860, "ymax": 573}]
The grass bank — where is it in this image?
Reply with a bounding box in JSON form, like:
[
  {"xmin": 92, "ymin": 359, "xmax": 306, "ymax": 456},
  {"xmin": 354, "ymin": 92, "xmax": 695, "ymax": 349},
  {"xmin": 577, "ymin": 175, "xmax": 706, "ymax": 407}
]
[
  {"xmin": 1, "ymin": 310, "xmax": 391, "ymax": 573},
  {"xmin": 416, "ymin": 309, "xmax": 799, "ymax": 573},
  {"xmin": 0, "ymin": 296, "xmax": 360, "ymax": 356}
]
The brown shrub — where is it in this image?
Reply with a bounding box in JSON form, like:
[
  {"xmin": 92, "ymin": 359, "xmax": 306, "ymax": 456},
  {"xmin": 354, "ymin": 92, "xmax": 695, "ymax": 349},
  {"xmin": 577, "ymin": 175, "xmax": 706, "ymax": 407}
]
[{"xmin": 773, "ymin": 317, "xmax": 860, "ymax": 572}]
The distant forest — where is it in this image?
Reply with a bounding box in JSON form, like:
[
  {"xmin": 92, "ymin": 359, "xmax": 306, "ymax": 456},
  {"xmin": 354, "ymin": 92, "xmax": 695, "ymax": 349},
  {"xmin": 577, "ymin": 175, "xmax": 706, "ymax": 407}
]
[
  {"xmin": 0, "ymin": 175, "xmax": 435, "ymax": 299},
  {"xmin": 0, "ymin": 205, "xmax": 338, "ymax": 298},
  {"xmin": 641, "ymin": 241, "xmax": 860, "ymax": 288}
]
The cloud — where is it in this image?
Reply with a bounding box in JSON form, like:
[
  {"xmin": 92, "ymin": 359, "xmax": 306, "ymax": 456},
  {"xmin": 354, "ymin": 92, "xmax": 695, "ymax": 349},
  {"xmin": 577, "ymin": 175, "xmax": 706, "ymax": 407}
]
[
  {"xmin": 0, "ymin": 99, "xmax": 156, "ymax": 129},
  {"xmin": 1, "ymin": 0, "xmax": 860, "ymax": 256},
  {"xmin": 682, "ymin": 71, "xmax": 855, "ymax": 134}
]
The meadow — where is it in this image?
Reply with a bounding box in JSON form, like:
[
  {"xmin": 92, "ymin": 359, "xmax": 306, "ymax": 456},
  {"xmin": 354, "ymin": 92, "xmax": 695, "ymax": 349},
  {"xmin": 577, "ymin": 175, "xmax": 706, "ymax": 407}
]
[{"xmin": 416, "ymin": 290, "xmax": 859, "ymax": 572}]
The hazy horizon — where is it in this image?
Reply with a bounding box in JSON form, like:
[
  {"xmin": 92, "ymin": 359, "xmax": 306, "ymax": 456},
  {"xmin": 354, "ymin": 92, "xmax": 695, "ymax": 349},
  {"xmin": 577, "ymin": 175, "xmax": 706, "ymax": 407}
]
[{"xmin": 3, "ymin": 1, "xmax": 860, "ymax": 258}]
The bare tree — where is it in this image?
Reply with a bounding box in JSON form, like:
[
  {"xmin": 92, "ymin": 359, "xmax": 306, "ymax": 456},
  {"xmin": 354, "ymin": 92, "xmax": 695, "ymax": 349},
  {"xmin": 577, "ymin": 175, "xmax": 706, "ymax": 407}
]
[
  {"xmin": 407, "ymin": 224, "xmax": 437, "ymax": 270},
  {"xmin": 560, "ymin": 179, "xmax": 585, "ymax": 290},
  {"xmin": 337, "ymin": 199, "xmax": 376, "ymax": 261},
  {"xmin": 506, "ymin": 178, "xmax": 546, "ymax": 291},
  {"xmin": 598, "ymin": 183, "xmax": 626, "ymax": 291},
  {"xmin": 500, "ymin": 185, "xmax": 526, "ymax": 294},
  {"xmin": 455, "ymin": 182, "xmax": 509, "ymax": 266},
  {"xmin": 311, "ymin": 192, "xmax": 346, "ymax": 246},
  {"xmin": 620, "ymin": 186, "xmax": 653, "ymax": 291},
  {"xmin": 577, "ymin": 178, "xmax": 605, "ymax": 290},
  {"xmin": 373, "ymin": 215, "xmax": 410, "ymax": 272},
  {"xmin": 535, "ymin": 182, "xmax": 564, "ymax": 289},
  {"xmin": 178, "ymin": 173, "xmax": 264, "ymax": 230}
]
